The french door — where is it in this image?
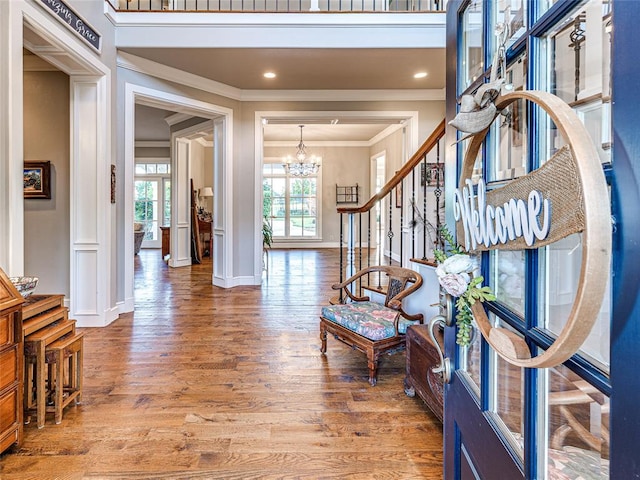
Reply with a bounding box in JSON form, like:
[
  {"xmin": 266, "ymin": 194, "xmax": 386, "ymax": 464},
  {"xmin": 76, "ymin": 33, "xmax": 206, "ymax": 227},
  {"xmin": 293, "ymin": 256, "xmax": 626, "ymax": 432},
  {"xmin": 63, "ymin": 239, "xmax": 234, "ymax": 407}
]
[
  {"xmin": 134, "ymin": 177, "xmax": 171, "ymax": 249},
  {"xmin": 443, "ymin": 1, "xmax": 638, "ymax": 478}
]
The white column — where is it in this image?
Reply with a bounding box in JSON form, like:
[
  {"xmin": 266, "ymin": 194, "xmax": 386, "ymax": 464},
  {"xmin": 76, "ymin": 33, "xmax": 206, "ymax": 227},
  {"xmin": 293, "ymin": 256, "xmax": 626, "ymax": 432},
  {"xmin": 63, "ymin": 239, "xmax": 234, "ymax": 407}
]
[
  {"xmin": 0, "ymin": 2, "xmax": 24, "ymax": 276},
  {"xmin": 70, "ymin": 76, "xmax": 112, "ymax": 327}
]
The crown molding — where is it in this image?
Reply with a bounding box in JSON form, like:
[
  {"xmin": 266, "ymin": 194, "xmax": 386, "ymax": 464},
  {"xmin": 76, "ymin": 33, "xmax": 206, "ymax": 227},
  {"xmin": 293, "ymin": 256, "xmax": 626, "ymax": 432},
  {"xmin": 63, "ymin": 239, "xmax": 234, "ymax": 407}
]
[
  {"xmin": 164, "ymin": 112, "xmax": 193, "ymax": 126},
  {"xmin": 118, "ymin": 52, "xmax": 243, "ymax": 100}
]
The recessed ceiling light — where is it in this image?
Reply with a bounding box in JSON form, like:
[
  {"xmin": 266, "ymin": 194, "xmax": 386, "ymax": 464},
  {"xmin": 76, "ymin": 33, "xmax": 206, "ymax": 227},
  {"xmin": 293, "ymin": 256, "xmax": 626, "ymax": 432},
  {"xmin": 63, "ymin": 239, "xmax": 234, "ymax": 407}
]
[
  {"xmin": 414, "ymin": 72, "xmax": 428, "ymax": 79},
  {"xmin": 263, "ymin": 72, "xmax": 276, "ymax": 79}
]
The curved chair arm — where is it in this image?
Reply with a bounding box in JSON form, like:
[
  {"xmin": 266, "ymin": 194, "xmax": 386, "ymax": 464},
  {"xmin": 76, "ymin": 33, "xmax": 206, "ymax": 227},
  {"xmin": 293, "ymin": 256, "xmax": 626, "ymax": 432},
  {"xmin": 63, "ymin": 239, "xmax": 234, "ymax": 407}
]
[
  {"xmin": 331, "ymin": 265, "xmax": 424, "ymax": 319},
  {"xmin": 330, "ymin": 265, "xmax": 384, "ymax": 290}
]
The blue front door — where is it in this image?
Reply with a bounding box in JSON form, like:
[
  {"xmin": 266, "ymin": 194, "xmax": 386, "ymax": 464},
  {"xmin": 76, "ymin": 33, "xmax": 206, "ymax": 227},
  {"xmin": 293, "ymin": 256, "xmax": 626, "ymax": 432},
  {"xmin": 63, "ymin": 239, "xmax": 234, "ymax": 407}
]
[{"xmin": 442, "ymin": 1, "xmax": 638, "ymax": 478}]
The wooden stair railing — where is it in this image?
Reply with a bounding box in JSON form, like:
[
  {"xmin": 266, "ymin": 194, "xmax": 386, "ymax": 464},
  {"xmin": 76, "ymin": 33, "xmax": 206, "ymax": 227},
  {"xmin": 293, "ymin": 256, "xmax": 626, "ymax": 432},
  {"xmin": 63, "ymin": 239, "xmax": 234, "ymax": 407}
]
[{"xmin": 336, "ymin": 119, "xmax": 446, "ymax": 298}]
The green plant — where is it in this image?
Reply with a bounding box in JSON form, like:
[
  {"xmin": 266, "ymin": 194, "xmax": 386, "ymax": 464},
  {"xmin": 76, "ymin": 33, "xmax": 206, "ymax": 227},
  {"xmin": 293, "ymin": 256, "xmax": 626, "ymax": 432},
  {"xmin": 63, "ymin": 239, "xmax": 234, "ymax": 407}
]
[
  {"xmin": 262, "ymin": 217, "xmax": 273, "ymax": 248},
  {"xmin": 434, "ymin": 225, "xmax": 496, "ymax": 347}
]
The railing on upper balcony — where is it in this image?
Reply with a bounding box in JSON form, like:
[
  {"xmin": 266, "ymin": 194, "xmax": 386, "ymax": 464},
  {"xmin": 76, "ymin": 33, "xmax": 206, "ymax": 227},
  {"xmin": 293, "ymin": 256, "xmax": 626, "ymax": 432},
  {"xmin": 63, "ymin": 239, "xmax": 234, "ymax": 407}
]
[
  {"xmin": 110, "ymin": 0, "xmax": 446, "ymax": 12},
  {"xmin": 337, "ymin": 119, "xmax": 445, "ymax": 298}
]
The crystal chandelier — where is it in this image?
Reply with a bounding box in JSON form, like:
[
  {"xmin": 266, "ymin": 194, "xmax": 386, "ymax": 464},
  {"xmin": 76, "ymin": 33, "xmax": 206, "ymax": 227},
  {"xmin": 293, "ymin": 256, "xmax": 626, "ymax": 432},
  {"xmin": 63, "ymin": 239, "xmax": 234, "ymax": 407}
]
[{"xmin": 282, "ymin": 125, "xmax": 320, "ymax": 177}]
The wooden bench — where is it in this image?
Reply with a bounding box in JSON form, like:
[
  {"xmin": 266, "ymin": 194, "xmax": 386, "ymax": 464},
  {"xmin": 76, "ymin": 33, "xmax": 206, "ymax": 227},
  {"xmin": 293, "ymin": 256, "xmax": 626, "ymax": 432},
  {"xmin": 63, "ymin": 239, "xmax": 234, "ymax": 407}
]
[
  {"xmin": 45, "ymin": 332, "xmax": 84, "ymax": 424},
  {"xmin": 24, "ymin": 318, "xmax": 75, "ymax": 428}
]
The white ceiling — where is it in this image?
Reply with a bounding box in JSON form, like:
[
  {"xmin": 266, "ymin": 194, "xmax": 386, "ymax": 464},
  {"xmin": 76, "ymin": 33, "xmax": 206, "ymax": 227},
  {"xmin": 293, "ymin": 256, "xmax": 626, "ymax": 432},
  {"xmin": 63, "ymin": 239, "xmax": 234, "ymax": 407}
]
[
  {"xmin": 119, "ymin": 46, "xmax": 443, "ymax": 141},
  {"xmin": 24, "ymin": 22, "xmax": 447, "ymax": 143},
  {"xmin": 118, "ymin": 47, "xmax": 446, "ymax": 91}
]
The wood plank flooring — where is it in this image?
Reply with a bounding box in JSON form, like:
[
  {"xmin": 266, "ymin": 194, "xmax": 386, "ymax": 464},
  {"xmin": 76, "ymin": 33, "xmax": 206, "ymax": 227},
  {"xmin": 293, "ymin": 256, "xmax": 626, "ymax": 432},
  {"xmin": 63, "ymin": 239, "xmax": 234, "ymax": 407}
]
[{"xmin": 0, "ymin": 249, "xmax": 443, "ymax": 479}]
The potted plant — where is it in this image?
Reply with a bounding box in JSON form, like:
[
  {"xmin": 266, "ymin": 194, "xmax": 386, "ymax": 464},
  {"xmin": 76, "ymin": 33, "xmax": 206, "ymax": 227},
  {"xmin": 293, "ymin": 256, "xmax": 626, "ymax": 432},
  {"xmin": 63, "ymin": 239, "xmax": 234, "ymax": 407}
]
[{"xmin": 262, "ymin": 217, "xmax": 273, "ymax": 248}]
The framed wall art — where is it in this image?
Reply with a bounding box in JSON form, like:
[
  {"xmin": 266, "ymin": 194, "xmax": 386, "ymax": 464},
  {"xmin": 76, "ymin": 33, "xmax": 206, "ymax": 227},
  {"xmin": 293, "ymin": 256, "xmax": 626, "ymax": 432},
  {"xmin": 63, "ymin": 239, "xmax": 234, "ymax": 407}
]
[
  {"xmin": 23, "ymin": 161, "xmax": 51, "ymax": 199},
  {"xmin": 395, "ymin": 181, "xmax": 403, "ymax": 208},
  {"xmin": 421, "ymin": 163, "xmax": 445, "ymax": 188}
]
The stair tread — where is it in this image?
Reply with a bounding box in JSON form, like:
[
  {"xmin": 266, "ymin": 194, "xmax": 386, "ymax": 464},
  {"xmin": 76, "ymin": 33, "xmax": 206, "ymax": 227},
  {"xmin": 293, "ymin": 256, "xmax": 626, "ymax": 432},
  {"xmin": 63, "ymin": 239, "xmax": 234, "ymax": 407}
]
[
  {"xmin": 25, "ymin": 319, "xmax": 76, "ymax": 345},
  {"xmin": 22, "ymin": 294, "xmax": 65, "ymax": 321},
  {"xmin": 23, "ymin": 306, "xmax": 68, "ymax": 336}
]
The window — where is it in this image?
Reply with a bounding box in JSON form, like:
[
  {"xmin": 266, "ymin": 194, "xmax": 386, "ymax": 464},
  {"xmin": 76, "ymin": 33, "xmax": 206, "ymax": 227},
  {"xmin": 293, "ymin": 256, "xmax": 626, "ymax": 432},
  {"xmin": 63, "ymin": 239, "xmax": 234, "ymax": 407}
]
[{"xmin": 263, "ymin": 160, "xmax": 321, "ymax": 240}]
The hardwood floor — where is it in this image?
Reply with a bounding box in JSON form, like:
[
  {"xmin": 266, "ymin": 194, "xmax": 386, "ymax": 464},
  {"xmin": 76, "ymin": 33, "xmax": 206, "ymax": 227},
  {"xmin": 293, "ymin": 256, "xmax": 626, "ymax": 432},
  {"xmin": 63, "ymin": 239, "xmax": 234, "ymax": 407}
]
[{"xmin": 0, "ymin": 249, "xmax": 443, "ymax": 479}]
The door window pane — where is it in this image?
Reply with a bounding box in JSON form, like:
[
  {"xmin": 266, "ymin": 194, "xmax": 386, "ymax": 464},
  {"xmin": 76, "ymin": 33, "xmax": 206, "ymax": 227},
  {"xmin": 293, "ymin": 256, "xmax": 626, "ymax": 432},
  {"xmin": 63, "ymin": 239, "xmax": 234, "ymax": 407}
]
[
  {"xmin": 545, "ymin": 364, "xmax": 609, "ymax": 479},
  {"xmin": 538, "ymin": 0, "xmax": 613, "ymax": 164},
  {"xmin": 134, "ymin": 180, "xmax": 159, "ymax": 241},
  {"xmin": 495, "ymin": 0, "xmax": 526, "ymax": 49},
  {"xmin": 460, "ymin": 0, "xmax": 484, "ymax": 90},
  {"xmin": 490, "ymin": 249, "xmax": 525, "ymax": 316},
  {"xmin": 489, "ymin": 316, "xmax": 524, "ymax": 460},
  {"xmin": 489, "ymin": 56, "xmax": 528, "ymax": 182},
  {"xmin": 460, "ymin": 321, "xmax": 481, "ymax": 397},
  {"xmin": 163, "ymin": 179, "xmax": 171, "ymax": 227},
  {"xmin": 538, "ymin": 234, "xmax": 611, "ymax": 370}
]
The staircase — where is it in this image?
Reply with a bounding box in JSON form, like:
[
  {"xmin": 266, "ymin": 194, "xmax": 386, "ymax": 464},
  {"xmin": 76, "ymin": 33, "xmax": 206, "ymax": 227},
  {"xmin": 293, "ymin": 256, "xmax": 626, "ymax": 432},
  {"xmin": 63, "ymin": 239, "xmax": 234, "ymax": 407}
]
[{"xmin": 335, "ymin": 119, "xmax": 446, "ymax": 319}]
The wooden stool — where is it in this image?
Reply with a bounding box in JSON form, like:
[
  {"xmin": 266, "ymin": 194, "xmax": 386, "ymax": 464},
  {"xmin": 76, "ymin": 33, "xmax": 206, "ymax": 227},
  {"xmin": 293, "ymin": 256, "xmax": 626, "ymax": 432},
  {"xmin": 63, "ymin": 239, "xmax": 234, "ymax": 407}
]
[
  {"xmin": 45, "ymin": 332, "xmax": 84, "ymax": 425},
  {"xmin": 24, "ymin": 318, "xmax": 75, "ymax": 428}
]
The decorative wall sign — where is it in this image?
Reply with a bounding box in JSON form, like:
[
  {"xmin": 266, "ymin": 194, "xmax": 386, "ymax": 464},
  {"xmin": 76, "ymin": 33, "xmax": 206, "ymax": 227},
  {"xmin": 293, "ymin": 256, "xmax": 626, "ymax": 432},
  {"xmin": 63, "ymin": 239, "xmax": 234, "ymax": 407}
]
[
  {"xmin": 37, "ymin": 0, "xmax": 101, "ymax": 52},
  {"xmin": 454, "ymin": 177, "xmax": 551, "ymax": 250},
  {"xmin": 455, "ymin": 90, "xmax": 611, "ymax": 369},
  {"xmin": 24, "ymin": 161, "xmax": 52, "ymax": 199}
]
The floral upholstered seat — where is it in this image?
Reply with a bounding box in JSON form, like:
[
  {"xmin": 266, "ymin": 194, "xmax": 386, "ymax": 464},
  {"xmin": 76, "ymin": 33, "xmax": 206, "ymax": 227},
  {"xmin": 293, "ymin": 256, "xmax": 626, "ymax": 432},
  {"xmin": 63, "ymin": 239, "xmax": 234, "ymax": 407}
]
[
  {"xmin": 321, "ymin": 301, "xmax": 419, "ymax": 341},
  {"xmin": 320, "ymin": 265, "xmax": 424, "ymax": 386}
]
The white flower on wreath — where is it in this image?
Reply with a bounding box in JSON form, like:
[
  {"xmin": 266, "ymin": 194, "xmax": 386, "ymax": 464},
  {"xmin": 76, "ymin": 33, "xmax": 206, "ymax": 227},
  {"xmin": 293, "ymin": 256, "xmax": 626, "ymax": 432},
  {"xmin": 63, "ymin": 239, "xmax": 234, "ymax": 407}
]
[
  {"xmin": 435, "ymin": 253, "xmax": 476, "ymax": 297},
  {"xmin": 438, "ymin": 272, "xmax": 471, "ymax": 297},
  {"xmin": 435, "ymin": 253, "xmax": 475, "ymax": 276}
]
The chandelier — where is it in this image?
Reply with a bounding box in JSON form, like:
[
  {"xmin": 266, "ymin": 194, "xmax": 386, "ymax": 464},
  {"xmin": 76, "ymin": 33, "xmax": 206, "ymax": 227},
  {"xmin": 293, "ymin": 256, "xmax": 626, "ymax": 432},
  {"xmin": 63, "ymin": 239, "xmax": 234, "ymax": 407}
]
[{"xmin": 282, "ymin": 125, "xmax": 320, "ymax": 177}]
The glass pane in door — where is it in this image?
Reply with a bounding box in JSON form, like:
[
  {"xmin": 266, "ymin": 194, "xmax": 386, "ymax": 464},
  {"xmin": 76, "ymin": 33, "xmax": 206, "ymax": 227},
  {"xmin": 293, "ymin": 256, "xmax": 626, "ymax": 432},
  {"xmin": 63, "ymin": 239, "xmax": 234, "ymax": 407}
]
[
  {"xmin": 538, "ymin": 0, "xmax": 613, "ymax": 164},
  {"xmin": 163, "ymin": 179, "xmax": 171, "ymax": 227},
  {"xmin": 489, "ymin": 316, "xmax": 524, "ymax": 460},
  {"xmin": 134, "ymin": 180, "xmax": 159, "ymax": 241},
  {"xmin": 545, "ymin": 364, "xmax": 609, "ymax": 479},
  {"xmin": 494, "ymin": 0, "xmax": 526, "ymax": 49},
  {"xmin": 460, "ymin": 0, "xmax": 484, "ymax": 90},
  {"xmin": 490, "ymin": 249, "xmax": 525, "ymax": 316},
  {"xmin": 489, "ymin": 55, "xmax": 528, "ymax": 182},
  {"xmin": 538, "ymin": 233, "xmax": 611, "ymax": 370},
  {"xmin": 459, "ymin": 320, "xmax": 481, "ymax": 397}
]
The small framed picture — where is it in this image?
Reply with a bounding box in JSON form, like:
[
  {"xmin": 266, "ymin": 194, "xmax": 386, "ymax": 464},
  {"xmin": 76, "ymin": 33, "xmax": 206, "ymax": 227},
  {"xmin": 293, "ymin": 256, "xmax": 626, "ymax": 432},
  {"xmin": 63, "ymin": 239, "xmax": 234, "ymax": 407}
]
[
  {"xmin": 23, "ymin": 161, "xmax": 51, "ymax": 199},
  {"xmin": 395, "ymin": 182, "xmax": 403, "ymax": 208},
  {"xmin": 421, "ymin": 163, "xmax": 445, "ymax": 188}
]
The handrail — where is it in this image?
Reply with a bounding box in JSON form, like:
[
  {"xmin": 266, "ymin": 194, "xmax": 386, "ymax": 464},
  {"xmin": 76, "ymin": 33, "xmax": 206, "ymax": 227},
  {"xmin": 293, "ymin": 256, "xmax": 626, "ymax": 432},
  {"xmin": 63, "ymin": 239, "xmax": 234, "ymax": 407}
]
[{"xmin": 337, "ymin": 118, "xmax": 446, "ymax": 215}]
